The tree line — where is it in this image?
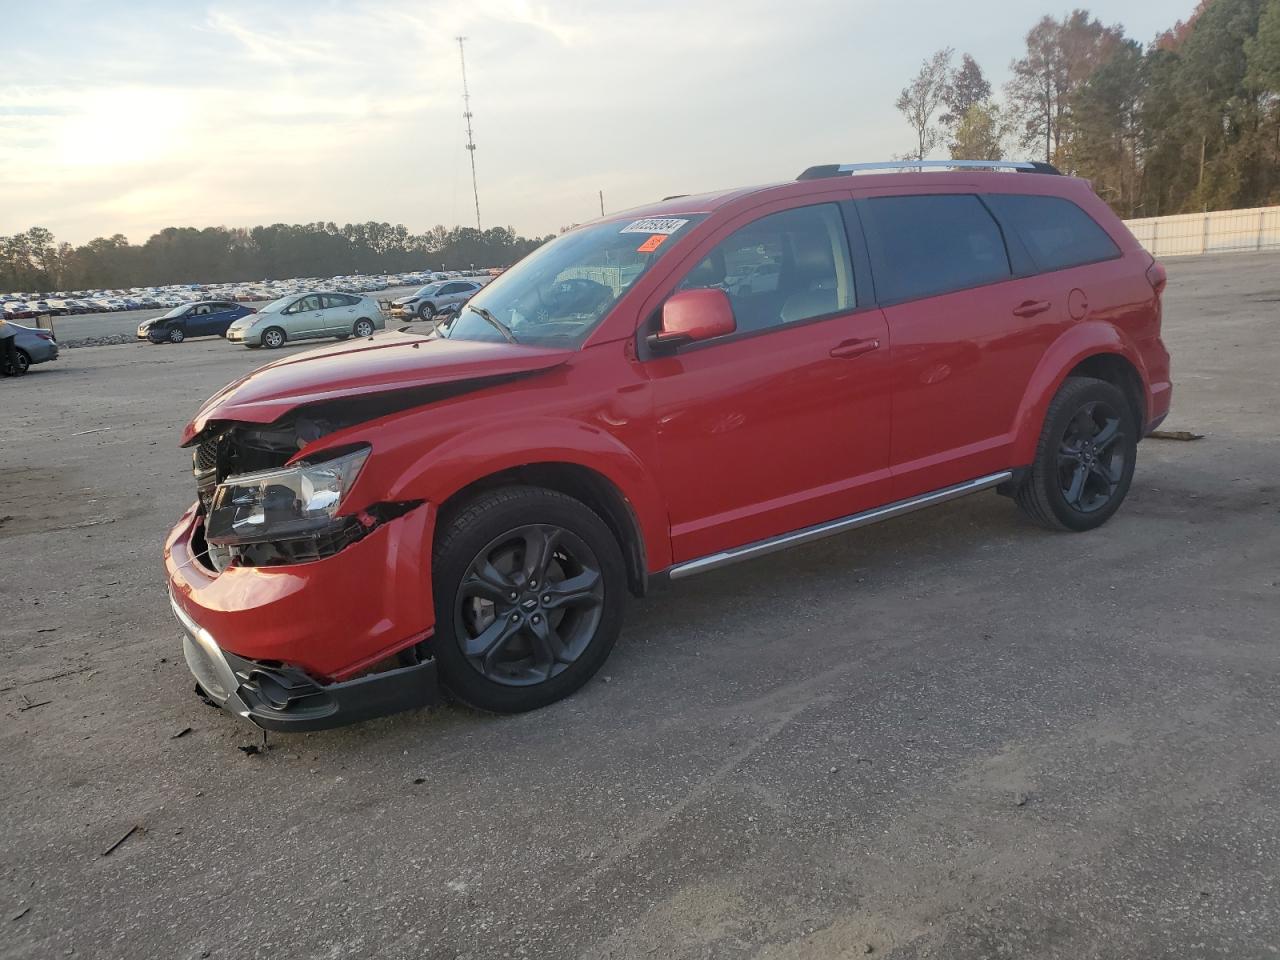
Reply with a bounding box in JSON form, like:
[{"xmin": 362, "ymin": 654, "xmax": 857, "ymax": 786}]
[
  {"xmin": 0, "ymin": 222, "xmax": 556, "ymax": 294},
  {"xmin": 895, "ymin": 0, "xmax": 1280, "ymax": 216}
]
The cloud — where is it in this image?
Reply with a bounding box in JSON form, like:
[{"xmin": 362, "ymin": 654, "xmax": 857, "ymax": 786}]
[{"xmin": 206, "ymin": 8, "xmax": 332, "ymax": 64}]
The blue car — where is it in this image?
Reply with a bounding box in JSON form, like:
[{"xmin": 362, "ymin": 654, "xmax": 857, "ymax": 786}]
[{"xmin": 137, "ymin": 301, "xmax": 256, "ymax": 344}]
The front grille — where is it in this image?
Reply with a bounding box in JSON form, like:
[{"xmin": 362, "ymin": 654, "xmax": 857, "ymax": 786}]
[
  {"xmin": 193, "ymin": 434, "xmax": 223, "ymax": 509},
  {"xmin": 195, "ymin": 436, "xmax": 219, "ymax": 472}
]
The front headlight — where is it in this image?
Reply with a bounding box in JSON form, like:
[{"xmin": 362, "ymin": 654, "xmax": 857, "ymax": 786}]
[{"xmin": 205, "ymin": 446, "xmax": 370, "ymax": 546}]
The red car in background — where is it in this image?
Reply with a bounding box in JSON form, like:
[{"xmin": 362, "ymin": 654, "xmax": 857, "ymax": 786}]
[{"xmin": 166, "ymin": 160, "xmax": 1172, "ymax": 731}]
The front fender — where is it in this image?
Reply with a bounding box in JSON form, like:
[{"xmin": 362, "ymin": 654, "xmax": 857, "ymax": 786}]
[
  {"xmin": 1011, "ymin": 321, "xmax": 1151, "ymax": 466},
  {"xmin": 384, "ymin": 417, "xmax": 673, "ymax": 573}
]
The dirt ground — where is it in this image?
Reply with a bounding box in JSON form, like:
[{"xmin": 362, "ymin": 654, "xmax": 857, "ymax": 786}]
[{"xmin": 2, "ymin": 253, "xmax": 1278, "ymax": 960}]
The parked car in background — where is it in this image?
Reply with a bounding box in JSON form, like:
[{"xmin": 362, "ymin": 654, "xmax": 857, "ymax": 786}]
[
  {"xmin": 225, "ymin": 292, "xmax": 385, "ymax": 348},
  {"xmin": 2, "ymin": 320, "xmax": 59, "ymax": 373},
  {"xmin": 391, "ymin": 279, "xmax": 488, "ymax": 320},
  {"xmin": 138, "ymin": 301, "xmax": 256, "ymax": 343},
  {"xmin": 3, "ymin": 302, "xmax": 35, "ymax": 320}
]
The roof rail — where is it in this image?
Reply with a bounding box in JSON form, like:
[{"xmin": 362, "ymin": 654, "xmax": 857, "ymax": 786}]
[{"xmin": 796, "ymin": 160, "xmax": 1062, "ymax": 181}]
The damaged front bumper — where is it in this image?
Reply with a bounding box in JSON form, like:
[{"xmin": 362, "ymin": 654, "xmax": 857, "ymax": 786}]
[
  {"xmin": 165, "ymin": 500, "xmax": 440, "ymax": 731},
  {"xmin": 174, "ymin": 594, "xmax": 438, "ymax": 731}
]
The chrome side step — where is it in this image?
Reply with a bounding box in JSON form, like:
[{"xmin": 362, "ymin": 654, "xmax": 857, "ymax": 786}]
[{"xmin": 666, "ymin": 471, "xmax": 1013, "ymax": 580}]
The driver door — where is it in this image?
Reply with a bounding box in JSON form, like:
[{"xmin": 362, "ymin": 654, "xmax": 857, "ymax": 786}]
[
  {"xmin": 288, "ymin": 295, "xmax": 326, "ymax": 339},
  {"xmin": 643, "ymin": 200, "xmax": 893, "ymax": 563}
]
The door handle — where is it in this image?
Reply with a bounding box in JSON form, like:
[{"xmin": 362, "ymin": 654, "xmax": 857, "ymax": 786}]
[
  {"xmin": 829, "ymin": 337, "xmax": 880, "ymax": 359},
  {"xmin": 1013, "ymin": 299, "xmax": 1051, "ymax": 318}
]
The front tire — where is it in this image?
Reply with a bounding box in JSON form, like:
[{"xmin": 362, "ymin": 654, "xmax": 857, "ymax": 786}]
[
  {"xmin": 168, "ymin": 327, "xmax": 185, "ymax": 344},
  {"xmin": 1015, "ymin": 376, "xmax": 1137, "ymax": 531},
  {"xmin": 431, "ymin": 486, "xmax": 626, "ymax": 713},
  {"xmin": 418, "ymin": 302, "xmax": 436, "ymax": 320},
  {"xmin": 261, "ymin": 326, "xmax": 286, "ymax": 349}
]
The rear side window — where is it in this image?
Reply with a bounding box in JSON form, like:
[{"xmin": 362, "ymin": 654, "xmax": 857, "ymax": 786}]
[
  {"xmin": 861, "ymin": 194, "xmax": 1010, "ymax": 303},
  {"xmin": 985, "ymin": 194, "xmax": 1120, "ymax": 272}
]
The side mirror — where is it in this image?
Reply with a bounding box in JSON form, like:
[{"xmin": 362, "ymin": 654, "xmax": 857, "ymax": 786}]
[{"xmin": 647, "ymin": 288, "xmax": 736, "ymax": 353}]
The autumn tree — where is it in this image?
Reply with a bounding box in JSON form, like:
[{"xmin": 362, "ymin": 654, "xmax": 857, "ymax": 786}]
[
  {"xmin": 1005, "ymin": 10, "xmax": 1125, "ymax": 167},
  {"xmin": 942, "ymin": 54, "xmax": 992, "ymax": 127},
  {"xmin": 896, "ymin": 48, "xmax": 954, "ymax": 159}
]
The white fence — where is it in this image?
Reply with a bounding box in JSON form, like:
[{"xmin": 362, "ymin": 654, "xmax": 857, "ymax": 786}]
[{"xmin": 1123, "ymin": 206, "xmax": 1280, "ymax": 258}]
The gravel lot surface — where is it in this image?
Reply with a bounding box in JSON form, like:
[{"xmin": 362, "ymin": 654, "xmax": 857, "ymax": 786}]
[
  {"xmin": 2, "ymin": 253, "xmax": 1278, "ymax": 959},
  {"xmin": 48, "ymin": 285, "xmax": 422, "ymax": 344}
]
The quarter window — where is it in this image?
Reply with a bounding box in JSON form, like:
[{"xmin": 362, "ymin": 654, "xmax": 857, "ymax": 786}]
[
  {"xmin": 678, "ymin": 203, "xmax": 855, "ymax": 334},
  {"xmin": 862, "ymin": 194, "xmax": 1011, "ymax": 302},
  {"xmin": 985, "ymin": 194, "xmax": 1121, "ymax": 272}
]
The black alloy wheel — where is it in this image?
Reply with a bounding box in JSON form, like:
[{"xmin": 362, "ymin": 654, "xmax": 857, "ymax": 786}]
[
  {"xmin": 1015, "ymin": 376, "xmax": 1137, "ymax": 531},
  {"xmin": 455, "ymin": 524, "xmax": 605, "ymax": 687},
  {"xmin": 1057, "ymin": 400, "xmax": 1125, "ymax": 513},
  {"xmin": 431, "ymin": 486, "xmax": 626, "ymax": 713}
]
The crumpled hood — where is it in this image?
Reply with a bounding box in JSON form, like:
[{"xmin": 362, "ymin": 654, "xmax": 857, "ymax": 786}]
[{"xmin": 181, "ymin": 331, "xmax": 573, "ymax": 445}]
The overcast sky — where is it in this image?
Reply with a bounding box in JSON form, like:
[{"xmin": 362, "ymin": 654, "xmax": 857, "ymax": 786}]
[{"xmin": 1, "ymin": 0, "xmax": 1190, "ymax": 245}]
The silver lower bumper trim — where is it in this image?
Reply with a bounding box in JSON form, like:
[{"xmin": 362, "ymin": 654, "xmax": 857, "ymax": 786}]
[
  {"xmin": 668, "ymin": 471, "xmax": 1014, "ymax": 580},
  {"xmin": 170, "ymin": 593, "xmax": 252, "ymax": 718}
]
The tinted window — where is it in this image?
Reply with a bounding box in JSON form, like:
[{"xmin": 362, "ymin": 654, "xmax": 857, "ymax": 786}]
[
  {"xmin": 986, "ymin": 194, "xmax": 1121, "ymax": 272},
  {"xmin": 678, "ymin": 203, "xmax": 855, "ymax": 335},
  {"xmin": 321, "ymin": 294, "xmax": 351, "ymax": 308},
  {"xmin": 862, "ymin": 194, "xmax": 1010, "ymax": 302}
]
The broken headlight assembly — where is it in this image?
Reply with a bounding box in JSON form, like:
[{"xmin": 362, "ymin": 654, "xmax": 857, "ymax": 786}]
[{"xmin": 205, "ymin": 446, "xmax": 370, "ymax": 557}]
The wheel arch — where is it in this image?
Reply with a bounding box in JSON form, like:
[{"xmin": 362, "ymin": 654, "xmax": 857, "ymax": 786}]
[
  {"xmin": 438, "ymin": 462, "xmax": 651, "ymax": 597},
  {"xmin": 1011, "ymin": 322, "xmax": 1152, "ymax": 466}
]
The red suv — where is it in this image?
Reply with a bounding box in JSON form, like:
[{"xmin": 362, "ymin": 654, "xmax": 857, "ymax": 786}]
[{"xmin": 165, "ymin": 161, "xmax": 1171, "ymax": 730}]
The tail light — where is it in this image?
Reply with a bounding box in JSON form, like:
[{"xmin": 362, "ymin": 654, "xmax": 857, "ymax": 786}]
[
  {"xmin": 36, "ymin": 332, "xmax": 55, "ymax": 342},
  {"xmin": 1146, "ymin": 259, "xmax": 1167, "ymax": 295}
]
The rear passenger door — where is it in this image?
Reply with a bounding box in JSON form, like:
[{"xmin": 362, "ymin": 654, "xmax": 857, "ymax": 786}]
[
  {"xmin": 857, "ymin": 192, "xmax": 1072, "ymax": 498},
  {"xmin": 321, "ymin": 293, "xmax": 358, "ymax": 332}
]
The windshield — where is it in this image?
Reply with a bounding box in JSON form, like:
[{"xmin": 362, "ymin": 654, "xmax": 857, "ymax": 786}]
[
  {"xmin": 161, "ymin": 305, "xmax": 189, "ymax": 319},
  {"xmin": 446, "ymin": 215, "xmax": 705, "ymax": 346},
  {"xmin": 413, "ymin": 284, "xmax": 440, "ymax": 297}
]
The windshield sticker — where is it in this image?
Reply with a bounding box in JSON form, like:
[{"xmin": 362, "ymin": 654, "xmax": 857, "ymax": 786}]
[
  {"xmin": 636, "ymin": 234, "xmax": 667, "ymax": 253},
  {"xmin": 619, "ymin": 217, "xmax": 690, "ymax": 235}
]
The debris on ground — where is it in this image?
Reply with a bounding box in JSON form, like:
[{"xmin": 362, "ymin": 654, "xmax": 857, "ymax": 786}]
[
  {"xmin": 413, "ymin": 777, "xmax": 427, "ymax": 785},
  {"xmin": 238, "ymin": 744, "xmax": 262, "ymax": 756},
  {"xmin": 18, "ymin": 696, "xmax": 52, "ymax": 712},
  {"xmin": 170, "ymin": 727, "xmax": 192, "ymax": 740},
  {"xmin": 11, "ymin": 906, "xmax": 30, "ymax": 922},
  {"xmin": 101, "ymin": 825, "xmax": 139, "ymax": 857},
  {"xmin": 1148, "ymin": 429, "xmax": 1204, "ymax": 441}
]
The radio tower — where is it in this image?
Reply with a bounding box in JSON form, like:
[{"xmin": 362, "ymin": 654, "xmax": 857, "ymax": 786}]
[{"xmin": 457, "ymin": 36, "xmax": 481, "ymax": 232}]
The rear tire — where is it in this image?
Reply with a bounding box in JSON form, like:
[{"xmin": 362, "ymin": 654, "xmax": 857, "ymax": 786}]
[
  {"xmin": 353, "ymin": 318, "xmax": 375, "ymax": 338},
  {"xmin": 10, "ymin": 349, "xmax": 30, "ymax": 375},
  {"xmin": 431, "ymin": 486, "xmax": 626, "ymax": 713},
  {"xmin": 261, "ymin": 327, "xmax": 286, "ymax": 349},
  {"xmin": 1015, "ymin": 376, "xmax": 1137, "ymax": 531}
]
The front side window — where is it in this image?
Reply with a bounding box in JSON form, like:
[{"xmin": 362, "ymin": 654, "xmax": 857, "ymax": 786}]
[
  {"xmin": 862, "ymin": 194, "xmax": 1011, "ymax": 302},
  {"xmin": 985, "ymin": 194, "xmax": 1121, "ymax": 272},
  {"xmin": 448, "ymin": 215, "xmax": 704, "ymax": 346},
  {"xmin": 678, "ymin": 203, "xmax": 855, "ymax": 334}
]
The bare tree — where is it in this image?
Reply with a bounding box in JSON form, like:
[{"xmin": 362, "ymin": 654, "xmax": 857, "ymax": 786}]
[{"xmin": 896, "ymin": 48, "xmax": 954, "ymax": 160}]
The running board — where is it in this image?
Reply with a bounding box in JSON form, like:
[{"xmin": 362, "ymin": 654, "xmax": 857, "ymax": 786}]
[{"xmin": 666, "ymin": 471, "xmax": 1013, "ymax": 580}]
